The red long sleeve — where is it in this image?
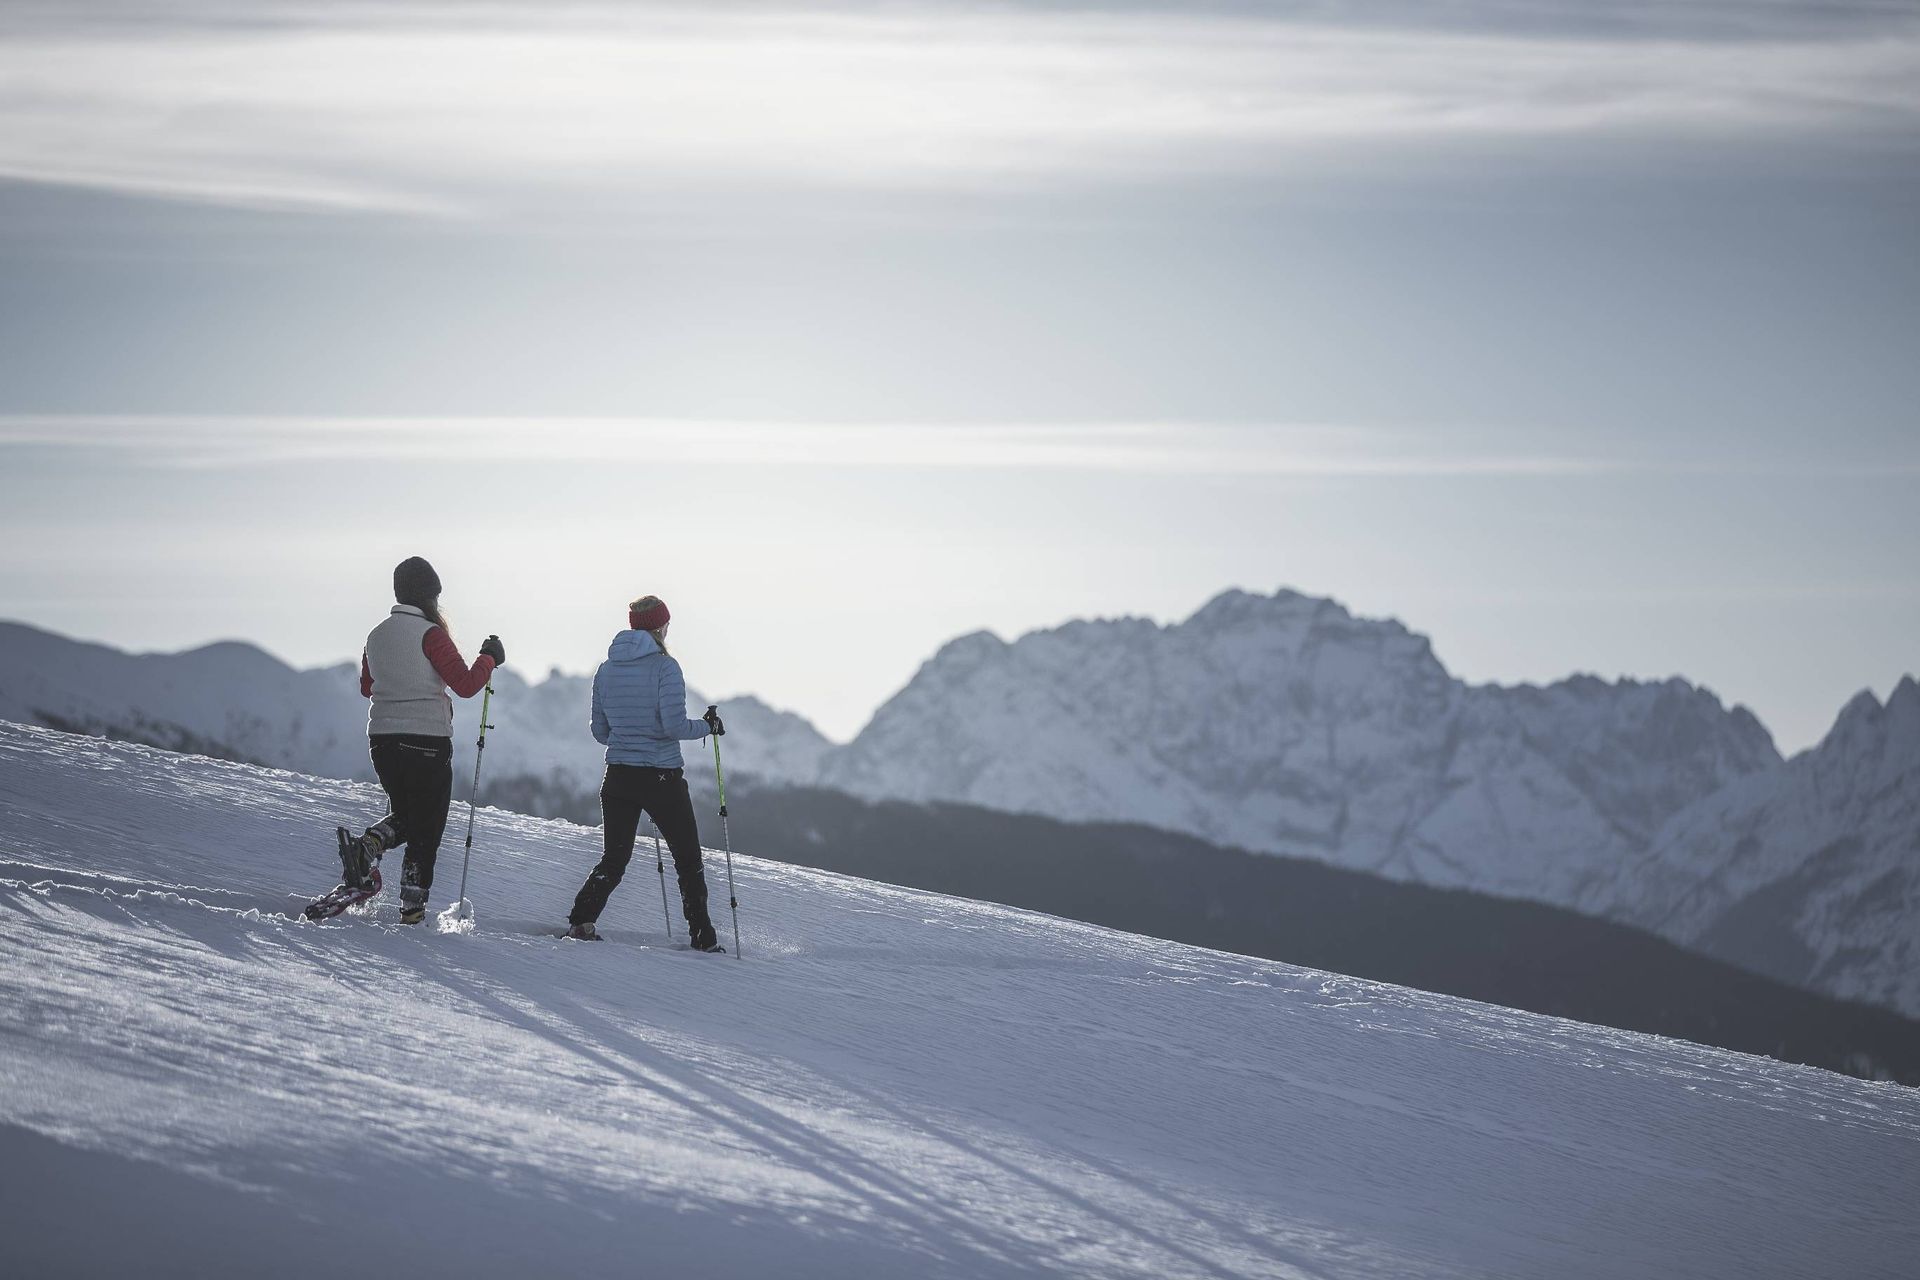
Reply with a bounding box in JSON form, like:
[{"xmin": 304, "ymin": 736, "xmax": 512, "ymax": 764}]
[
  {"xmin": 359, "ymin": 653, "xmax": 374, "ymax": 698},
  {"xmin": 422, "ymin": 626, "xmax": 495, "ymax": 698}
]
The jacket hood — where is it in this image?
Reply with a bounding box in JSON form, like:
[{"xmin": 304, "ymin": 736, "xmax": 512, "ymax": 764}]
[{"xmin": 607, "ymin": 629, "xmax": 662, "ymax": 663}]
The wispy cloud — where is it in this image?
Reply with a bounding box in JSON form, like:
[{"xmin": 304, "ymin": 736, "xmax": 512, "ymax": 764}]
[
  {"xmin": 16, "ymin": 416, "xmax": 1914, "ymax": 477},
  {"xmin": 0, "ymin": 416, "xmax": 1620, "ymax": 477},
  {"xmin": 0, "ymin": 3, "xmax": 1914, "ymax": 217}
]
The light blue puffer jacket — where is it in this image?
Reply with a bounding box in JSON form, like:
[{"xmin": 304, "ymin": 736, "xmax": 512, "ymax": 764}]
[{"xmin": 590, "ymin": 630, "xmax": 711, "ymax": 768}]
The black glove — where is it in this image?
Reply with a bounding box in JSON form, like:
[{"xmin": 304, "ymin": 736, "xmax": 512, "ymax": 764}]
[
  {"xmin": 480, "ymin": 634, "xmax": 506, "ymax": 666},
  {"xmin": 704, "ymin": 704, "xmax": 726, "ymax": 736}
]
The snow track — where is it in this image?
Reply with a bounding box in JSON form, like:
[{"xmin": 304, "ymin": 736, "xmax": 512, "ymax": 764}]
[{"xmin": 2, "ymin": 722, "xmax": 1917, "ymax": 1278}]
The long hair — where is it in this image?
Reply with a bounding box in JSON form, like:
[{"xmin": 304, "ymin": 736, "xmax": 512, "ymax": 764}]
[{"xmin": 630, "ymin": 595, "xmax": 669, "ymax": 656}]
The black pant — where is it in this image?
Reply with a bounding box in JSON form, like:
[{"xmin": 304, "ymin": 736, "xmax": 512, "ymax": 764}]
[
  {"xmin": 571, "ymin": 764, "xmax": 713, "ymax": 942},
  {"xmin": 368, "ymin": 734, "xmax": 454, "ymax": 906}
]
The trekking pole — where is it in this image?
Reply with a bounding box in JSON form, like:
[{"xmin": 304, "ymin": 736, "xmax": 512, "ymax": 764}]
[
  {"xmin": 451, "ymin": 682, "xmax": 496, "ymax": 921},
  {"xmin": 708, "ymin": 715, "xmax": 741, "ymax": 959},
  {"xmin": 653, "ymin": 821, "xmax": 674, "ymax": 941}
]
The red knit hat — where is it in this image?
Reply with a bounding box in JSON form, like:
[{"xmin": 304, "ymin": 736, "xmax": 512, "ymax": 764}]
[{"xmin": 629, "ymin": 599, "xmax": 670, "ymax": 632}]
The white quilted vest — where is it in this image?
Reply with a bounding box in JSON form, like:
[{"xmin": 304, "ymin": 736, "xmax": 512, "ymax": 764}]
[{"xmin": 364, "ymin": 605, "xmax": 453, "ymax": 737}]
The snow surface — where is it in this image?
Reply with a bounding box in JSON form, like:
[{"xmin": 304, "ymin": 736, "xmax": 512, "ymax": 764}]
[{"xmin": 2, "ymin": 721, "xmax": 1917, "ymax": 1278}]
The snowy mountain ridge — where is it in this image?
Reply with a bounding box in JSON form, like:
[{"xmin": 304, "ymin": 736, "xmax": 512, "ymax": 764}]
[
  {"xmin": 822, "ymin": 588, "xmax": 1775, "ymax": 902},
  {"xmin": 816, "ymin": 588, "xmax": 1917, "ymax": 1017},
  {"xmin": 3, "ymin": 721, "xmax": 1917, "ymax": 1278}
]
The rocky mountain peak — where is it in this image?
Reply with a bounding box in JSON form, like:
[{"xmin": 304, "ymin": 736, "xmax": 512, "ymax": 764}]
[
  {"xmin": 1885, "ymin": 675, "xmax": 1920, "ymax": 727},
  {"xmin": 1817, "ymin": 688, "xmax": 1888, "ymax": 757},
  {"xmin": 926, "ymin": 629, "xmax": 1007, "ymax": 671}
]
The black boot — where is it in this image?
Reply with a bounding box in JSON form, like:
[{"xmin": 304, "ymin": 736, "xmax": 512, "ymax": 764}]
[
  {"xmin": 336, "ymin": 827, "xmax": 381, "ymax": 890},
  {"xmin": 398, "ymin": 862, "xmax": 428, "ymax": 924}
]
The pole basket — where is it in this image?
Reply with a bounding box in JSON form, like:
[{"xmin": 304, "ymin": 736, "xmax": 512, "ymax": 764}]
[{"xmin": 437, "ymin": 898, "xmax": 477, "ymax": 933}]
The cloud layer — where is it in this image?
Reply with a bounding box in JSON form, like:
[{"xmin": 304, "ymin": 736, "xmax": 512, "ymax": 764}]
[
  {"xmin": 1, "ymin": 2, "xmax": 1915, "ymax": 217},
  {"xmin": 0, "ymin": 416, "xmax": 1616, "ymax": 477}
]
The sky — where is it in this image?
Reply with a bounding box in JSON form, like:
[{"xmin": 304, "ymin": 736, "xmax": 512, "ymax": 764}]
[{"xmin": 0, "ymin": 0, "xmax": 1915, "ymax": 751}]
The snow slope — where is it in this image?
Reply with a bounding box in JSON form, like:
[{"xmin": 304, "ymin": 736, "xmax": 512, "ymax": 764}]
[{"xmin": 2, "ymin": 721, "xmax": 1917, "ymax": 1279}]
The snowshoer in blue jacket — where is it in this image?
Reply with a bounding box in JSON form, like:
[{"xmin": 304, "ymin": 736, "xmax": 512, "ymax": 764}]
[{"xmin": 566, "ymin": 595, "xmax": 725, "ymax": 950}]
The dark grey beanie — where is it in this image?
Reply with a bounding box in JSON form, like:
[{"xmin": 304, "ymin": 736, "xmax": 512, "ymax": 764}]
[{"xmin": 393, "ymin": 556, "xmax": 442, "ymax": 608}]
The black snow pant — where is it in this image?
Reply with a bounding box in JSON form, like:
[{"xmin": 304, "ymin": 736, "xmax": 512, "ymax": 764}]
[
  {"xmin": 571, "ymin": 764, "xmax": 714, "ymax": 945},
  {"xmin": 368, "ymin": 734, "xmax": 454, "ymax": 908}
]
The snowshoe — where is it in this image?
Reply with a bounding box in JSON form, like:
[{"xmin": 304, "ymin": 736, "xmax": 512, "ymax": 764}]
[
  {"xmin": 564, "ymin": 922, "xmax": 603, "ymax": 941},
  {"xmin": 303, "ymin": 865, "xmax": 383, "ymax": 921},
  {"xmin": 397, "ymin": 904, "xmax": 426, "ymax": 925},
  {"xmin": 688, "ymin": 923, "xmax": 724, "ymax": 953}
]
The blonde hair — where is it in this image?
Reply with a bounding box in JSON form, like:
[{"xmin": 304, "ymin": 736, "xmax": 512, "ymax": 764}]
[{"xmin": 630, "ymin": 595, "xmax": 670, "ymax": 656}]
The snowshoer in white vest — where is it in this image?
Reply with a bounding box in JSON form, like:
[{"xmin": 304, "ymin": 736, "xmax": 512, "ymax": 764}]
[
  {"xmin": 565, "ymin": 594, "xmax": 726, "ymax": 950},
  {"xmin": 333, "ymin": 556, "xmax": 505, "ymax": 924}
]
